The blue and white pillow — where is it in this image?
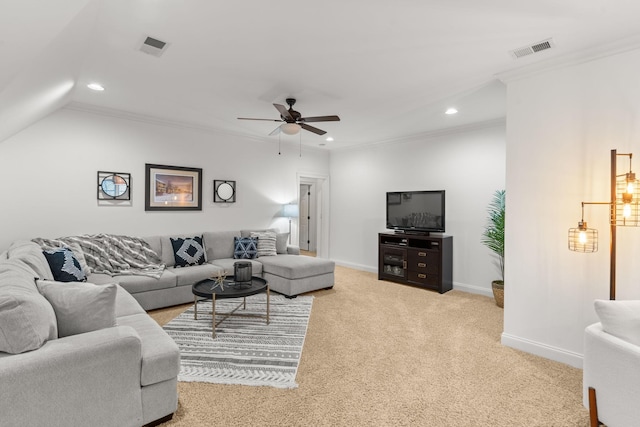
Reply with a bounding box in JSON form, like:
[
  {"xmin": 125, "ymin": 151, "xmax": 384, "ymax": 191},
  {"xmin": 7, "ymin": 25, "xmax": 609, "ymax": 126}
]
[
  {"xmin": 234, "ymin": 237, "xmax": 258, "ymax": 259},
  {"xmin": 42, "ymin": 248, "xmax": 87, "ymax": 282},
  {"xmin": 171, "ymin": 236, "xmax": 206, "ymax": 267}
]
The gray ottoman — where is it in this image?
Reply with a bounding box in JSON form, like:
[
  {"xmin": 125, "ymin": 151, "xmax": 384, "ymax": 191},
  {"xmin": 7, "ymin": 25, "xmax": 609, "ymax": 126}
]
[{"xmin": 258, "ymin": 255, "xmax": 335, "ymax": 297}]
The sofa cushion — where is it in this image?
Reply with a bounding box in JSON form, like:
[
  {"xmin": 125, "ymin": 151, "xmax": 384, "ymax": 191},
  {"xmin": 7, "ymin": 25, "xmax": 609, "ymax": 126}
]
[
  {"xmin": 169, "ymin": 264, "xmax": 223, "ymax": 286},
  {"xmin": 233, "ymin": 237, "xmax": 258, "ymax": 259},
  {"xmin": 0, "ymin": 292, "xmax": 57, "ymax": 354},
  {"xmin": 36, "ymin": 280, "xmax": 117, "ymax": 338},
  {"xmin": 170, "ymin": 236, "xmax": 207, "ymax": 267},
  {"xmin": 276, "ymin": 233, "xmax": 289, "ymax": 254},
  {"xmin": 116, "ymin": 313, "xmax": 180, "ymax": 386},
  {"xmin": 0, "ymin": 259, "xmax": 58, "ymax": 354},
  {"xmin": 251, "ymin": 231, "xmax": 277, "ymax": 257},
  {"xmin": 594, "ymin": 299, "xmax": 640, "ymax": 347},
  {"xmin": 203, "ymin": 230, "xmax": 241, "ymax": 260},
  {"xmin": 259, "ymin": 255, "xmax": 335, "ymax": 280},
  {"xmin": 142, "ymin": 235, "xmax": 162, "ymax": 260},
  {"xmin": 113, "ymin": 284, "xmax": 146, "ymax": 318},
  {"xmin": 42, "ymin": 247, "xmax": 87, "ymax": 282},
  {"xmin": 86, "ymin": 270, "xmax": 178, "ymax": 294},
  {"xmin": 7, "ymin": 240, "xmax": 54, "ymax": 280}
]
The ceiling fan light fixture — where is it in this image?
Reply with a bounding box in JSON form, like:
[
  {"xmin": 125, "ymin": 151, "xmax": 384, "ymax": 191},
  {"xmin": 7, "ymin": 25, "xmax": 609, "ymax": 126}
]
[{"xmin": 281, "ymin": 123, "xmax": 301, "ymax": 135}]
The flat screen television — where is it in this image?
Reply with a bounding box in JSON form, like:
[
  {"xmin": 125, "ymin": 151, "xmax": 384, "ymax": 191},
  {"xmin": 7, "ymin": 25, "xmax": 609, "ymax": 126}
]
[{"xmin": 386, "ymin": 190, "xmax": 445, "ymax": 234}]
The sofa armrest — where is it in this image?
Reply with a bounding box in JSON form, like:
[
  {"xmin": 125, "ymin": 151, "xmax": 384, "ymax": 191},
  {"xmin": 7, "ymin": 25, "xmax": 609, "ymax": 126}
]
[
  {"xmin": 287, "ymin": 245, "xmax": 300, "ymax": 255},
  {"xmin": 0, "ymin": 326, "xmax": 144, "ymax": 427},
  {"xmin": 583, "ymin": 322, "xmax": 640, "ymax": 426}
]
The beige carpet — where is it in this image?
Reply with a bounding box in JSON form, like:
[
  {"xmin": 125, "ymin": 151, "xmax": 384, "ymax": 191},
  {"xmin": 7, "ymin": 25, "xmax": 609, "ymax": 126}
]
[{"xmin": 149, "ymin": 266, "xmax": 589, "ymax": 426}]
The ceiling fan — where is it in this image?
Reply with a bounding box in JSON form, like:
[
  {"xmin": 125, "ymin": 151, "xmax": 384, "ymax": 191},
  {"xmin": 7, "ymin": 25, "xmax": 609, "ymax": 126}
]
[{"xmin": 238, "ymin": 98, "xmax": 340, "ymax": 136}]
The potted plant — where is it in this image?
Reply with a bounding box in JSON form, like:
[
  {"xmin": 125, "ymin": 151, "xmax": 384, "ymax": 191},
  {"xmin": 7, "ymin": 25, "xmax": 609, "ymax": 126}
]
[{"xmin": 481, "ymin": 189, "xmax": 505, "ymax": 308}]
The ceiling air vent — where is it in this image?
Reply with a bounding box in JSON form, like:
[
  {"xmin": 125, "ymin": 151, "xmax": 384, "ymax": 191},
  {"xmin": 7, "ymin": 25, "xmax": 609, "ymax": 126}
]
[
  {"xmin": 509, "ymin": 38, "xmax": 555, "ymax": 59},
  {"xmin": 138, "ymin": 36, "xmax": 169, "ymax": 57}
]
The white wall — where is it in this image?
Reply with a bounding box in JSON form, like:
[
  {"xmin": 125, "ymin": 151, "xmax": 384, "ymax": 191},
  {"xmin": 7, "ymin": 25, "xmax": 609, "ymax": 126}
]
[
  {"xmin": 503, "ymin": 47, "xmax": 640, "ymax": 368},
  {"xmin": 328, "ymin": 123, "xmax": 506, "ymax": 295},
  {"xmin": 0, "ymin": 108, "xmax": 329, "ymax": 250}
]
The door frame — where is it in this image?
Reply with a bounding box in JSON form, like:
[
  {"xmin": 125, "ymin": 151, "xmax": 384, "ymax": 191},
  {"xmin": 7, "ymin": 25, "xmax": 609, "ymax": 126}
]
[{"xmin": 296, "ymin": 171, "xmax": 330, "ymax": 259}]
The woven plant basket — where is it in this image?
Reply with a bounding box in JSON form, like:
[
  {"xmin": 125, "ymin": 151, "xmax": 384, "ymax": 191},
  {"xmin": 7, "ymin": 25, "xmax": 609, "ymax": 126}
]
[{"xmin": 492, "ymin": 280, "xmax": 504, "ymax": 308}]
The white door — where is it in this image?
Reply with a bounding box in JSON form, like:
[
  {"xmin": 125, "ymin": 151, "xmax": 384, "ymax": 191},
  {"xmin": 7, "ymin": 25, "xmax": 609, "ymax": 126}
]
[{"xmin": 299, "ymin": 184, "xmax": 310, "ymax": 251}]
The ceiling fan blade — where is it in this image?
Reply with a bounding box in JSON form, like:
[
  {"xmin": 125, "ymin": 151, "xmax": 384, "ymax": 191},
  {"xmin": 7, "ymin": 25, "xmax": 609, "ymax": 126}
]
[
  {"xmin": 300, "ymin": 123, "xmax": 326, "ymax": 135},
  {"xmin": 273, "ymin": 103, "xmax": 294, "ymax": 121},
  {"xmin": 299, "ymin": 115, "xmax": 340, "ymax": 123},
  {"xmin": 269, "ymin": 125, "xmax": 281, "ymax": 136},
  {"xmin": 238, "ymin": 117, "xmax": 282, "ymax": 122}
]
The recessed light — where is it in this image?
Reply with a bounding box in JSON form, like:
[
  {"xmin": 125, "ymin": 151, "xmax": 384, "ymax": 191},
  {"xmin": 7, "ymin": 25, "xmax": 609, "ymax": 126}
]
[
  {"xmin": 445, "ymin": 108, "xmax": 458, "ymax": 115},
  {"xmin": 87, "ymin": 83, "xmax": 104, "ymax": 91},
  {"xmin": 326, "ymin": 136, "xmax": 334, "ymax": 142}
]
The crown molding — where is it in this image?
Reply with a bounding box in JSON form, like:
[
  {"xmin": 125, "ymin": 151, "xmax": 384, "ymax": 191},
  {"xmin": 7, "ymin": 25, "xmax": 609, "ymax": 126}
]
[
  {"xmin": 63, "ymin": 101, "xmax": 329, "ymax": 154},
  {"xmin": 496, "ymin": 34, "xmax": 640, "ymax": 83},
  {"xmin": 64, "ymin": 101, "xmax": 275, "ymax": 143},
  {"xmin": 331, "ymin": 117, "xmax": 506, "ymax": 153}
]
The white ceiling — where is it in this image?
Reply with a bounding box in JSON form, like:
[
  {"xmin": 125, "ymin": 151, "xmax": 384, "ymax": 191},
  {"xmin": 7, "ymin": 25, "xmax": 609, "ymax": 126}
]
[{"xmin": 3, "ymin": 0, "xmax": 640, "ymax": 148}]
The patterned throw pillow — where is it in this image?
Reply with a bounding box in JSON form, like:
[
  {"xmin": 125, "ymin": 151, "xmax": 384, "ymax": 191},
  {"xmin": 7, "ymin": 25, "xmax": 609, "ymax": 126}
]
[
  {"xmin": 234, "ymin": 237, "xmax": 258, "ymax": 259},
  {"xmin": 42, "ymin": 248, "xmax": 87, "ymax": 282},
  {"xmin": 251, "ymin": 231, "xmax": 277, "ymax": 257},
  {"xmin": 170, "ymin": 236, "xmax": 207, "ymax": 267}
]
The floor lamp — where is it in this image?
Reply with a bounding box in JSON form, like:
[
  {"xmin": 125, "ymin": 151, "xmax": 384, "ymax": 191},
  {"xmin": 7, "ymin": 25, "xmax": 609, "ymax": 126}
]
[
  {"xmin": 568, "ymin": 149, "xmax": 640, "ymax": 300},
  {"xmin": 283, "ymin": 204, "xmax": 299, "ymax": 244}
]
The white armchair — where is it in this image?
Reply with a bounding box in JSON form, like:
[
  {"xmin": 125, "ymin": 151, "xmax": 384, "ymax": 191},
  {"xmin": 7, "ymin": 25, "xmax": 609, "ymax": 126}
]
[{"xmin": 583, "ymin": 300, "xmax": 640, "ymax": 427}]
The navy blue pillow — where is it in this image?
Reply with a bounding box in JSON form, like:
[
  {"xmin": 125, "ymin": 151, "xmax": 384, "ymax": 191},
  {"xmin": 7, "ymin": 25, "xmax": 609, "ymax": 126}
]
[
  {"xmin": 234, "ymin": 237, "xmax": 258, "ymax": 259},
  {"xmin": 171, "ymin": 236, "xmax": 206, "ymax": 267},
  {"xmin": 42, "ymin": 248, "xmax": 87, "ymax": 282}
]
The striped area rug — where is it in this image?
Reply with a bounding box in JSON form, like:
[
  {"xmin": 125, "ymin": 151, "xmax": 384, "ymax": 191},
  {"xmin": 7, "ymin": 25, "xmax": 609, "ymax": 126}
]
[{"xmin": 163, "ymin": 293, "xmax": 313, "ymax": 389}]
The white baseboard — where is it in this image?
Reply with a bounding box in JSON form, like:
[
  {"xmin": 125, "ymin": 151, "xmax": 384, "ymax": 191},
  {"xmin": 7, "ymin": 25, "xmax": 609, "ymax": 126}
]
[
  {"xmin": 501, "ymin": 332, "xmax": 583, "ymax": 369},
  {"xmin": 334, "ymin": 260, "xmax": 377, "ymax": 273},
  {"xmin": 452, "ymin": 281, "xmax": 492, "ymax": 297}
]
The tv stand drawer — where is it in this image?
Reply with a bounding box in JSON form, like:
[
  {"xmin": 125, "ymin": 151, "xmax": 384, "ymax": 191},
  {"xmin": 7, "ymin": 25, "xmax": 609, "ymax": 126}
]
[
  {"xmin": 407, "ymin": 271, "xmax": 438, "ymax": 287},
  {"xmin": 408, "ymin": 251, "xmax": 438, "ymax": 271}
]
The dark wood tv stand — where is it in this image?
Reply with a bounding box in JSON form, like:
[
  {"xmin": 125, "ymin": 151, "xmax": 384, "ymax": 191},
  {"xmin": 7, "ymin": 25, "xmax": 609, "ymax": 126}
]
[{"xmin": 378, "ymin": 232, "xmax": 452, "ymax": 293}]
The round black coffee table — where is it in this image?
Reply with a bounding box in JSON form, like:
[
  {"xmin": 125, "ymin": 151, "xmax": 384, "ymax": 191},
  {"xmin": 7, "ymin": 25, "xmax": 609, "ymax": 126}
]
[{"xmin": 192, "ymin": 276, "xmax": 269, "ymax": 338}]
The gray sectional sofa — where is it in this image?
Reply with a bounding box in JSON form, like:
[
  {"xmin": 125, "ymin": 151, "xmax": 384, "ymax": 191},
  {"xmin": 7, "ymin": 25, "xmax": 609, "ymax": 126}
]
[
  {"xmin": 0, "ymin": 229, "xmax": 334, "ymax": 427},
  {"xmin": 0, "ymin": 240, "xmax": 180, "ymax": 427},
  {"xmin": 84, "ymin": 229, "xmax": 335, "ymax": 310}
]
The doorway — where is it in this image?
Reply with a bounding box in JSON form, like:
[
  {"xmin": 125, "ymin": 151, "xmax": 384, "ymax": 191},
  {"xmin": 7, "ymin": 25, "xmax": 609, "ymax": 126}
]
[
  {"xmin": 297, "ymin": 172, "xmax": 329, "ymax": 259},
  {"xmin": 299, "ymin": 183, "xmax": 316, "ymax": 254}
]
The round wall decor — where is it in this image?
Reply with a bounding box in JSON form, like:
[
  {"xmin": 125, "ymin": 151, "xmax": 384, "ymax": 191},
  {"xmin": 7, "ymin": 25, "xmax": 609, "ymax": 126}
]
[
  {"xmin": 214, "ymin": 180, "xmax": 236, "ymax": 203},
  {"xmin": 98, "ymin": 171, "xmax": 131, "ymax": 200}
]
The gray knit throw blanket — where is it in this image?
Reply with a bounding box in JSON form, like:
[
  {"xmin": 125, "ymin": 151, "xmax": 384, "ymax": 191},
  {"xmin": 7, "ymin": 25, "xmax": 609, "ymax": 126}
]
[{"xmin": 33, "ymin": 234, "xmax": 165, "ymax": 279}]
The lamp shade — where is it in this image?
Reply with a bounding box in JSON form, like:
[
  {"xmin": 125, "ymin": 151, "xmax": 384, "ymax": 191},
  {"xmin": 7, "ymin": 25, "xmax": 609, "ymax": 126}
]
[
  {"xmin": 568, "ymin": 221, "xmax": 598, "ymax": 253},
  {"xmin": 614, "ymin": 172, "xmax": 640, "ymax": 226},
  {"xmin": 281, "ymin": 123, "xmax": 301, "ymax": 135},
  {"xmin": 283, "ymin": 204, "xmax": 299, "ymax": 218}
]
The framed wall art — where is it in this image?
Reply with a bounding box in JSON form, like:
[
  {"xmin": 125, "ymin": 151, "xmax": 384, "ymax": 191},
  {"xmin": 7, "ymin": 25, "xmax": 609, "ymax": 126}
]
[
  {"xmin": 97, "ymin": 171, "xmax": 131, "ymax": 200},
  {"xmin": 214, "ymin": 180, "xmax": 236, "ymax": 203},
  {"xmin": 145, "ymin": 163, "xmax": 202, "ymax": 211}
]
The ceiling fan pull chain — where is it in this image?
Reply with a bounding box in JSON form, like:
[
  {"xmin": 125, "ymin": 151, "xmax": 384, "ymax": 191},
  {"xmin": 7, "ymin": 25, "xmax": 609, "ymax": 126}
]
[
  {"xmin": 278, "ymin": 132, "xmax": 281, "ymax": 155},
  {"xmin": 299, "ymin": 132, "xmax": 302, "ymax": 157}
]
